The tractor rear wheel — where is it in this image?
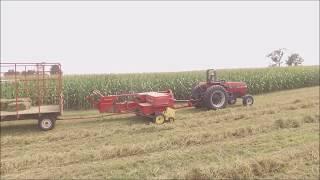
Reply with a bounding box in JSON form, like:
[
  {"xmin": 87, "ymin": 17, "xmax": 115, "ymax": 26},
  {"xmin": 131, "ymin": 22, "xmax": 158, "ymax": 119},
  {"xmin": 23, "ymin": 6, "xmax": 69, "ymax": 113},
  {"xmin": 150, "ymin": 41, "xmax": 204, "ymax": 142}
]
[
  {"xmin": 191, "ymin": 85, "xmax": 204, "ymax": 108},
  {"xmin": 204, "ymin": 85, "xmax": 228, "ymax": 110}
]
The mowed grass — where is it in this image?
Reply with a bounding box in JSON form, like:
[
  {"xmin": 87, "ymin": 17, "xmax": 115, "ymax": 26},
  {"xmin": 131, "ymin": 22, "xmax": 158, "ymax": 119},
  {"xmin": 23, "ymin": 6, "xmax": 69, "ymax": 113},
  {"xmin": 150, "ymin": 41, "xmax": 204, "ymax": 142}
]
[{"xmin": 1, "ymin": 86, "xmax": 319, "ymax": 179}]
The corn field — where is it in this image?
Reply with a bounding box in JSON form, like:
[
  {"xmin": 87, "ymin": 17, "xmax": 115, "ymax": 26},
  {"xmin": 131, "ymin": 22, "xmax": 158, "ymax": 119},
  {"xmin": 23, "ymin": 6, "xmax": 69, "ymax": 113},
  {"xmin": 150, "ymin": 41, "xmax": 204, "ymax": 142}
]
[
  {"xmin": 63, "ymin": 66, "xmax": 319, "ymax": 110},
  {"xmin": 1, "ymin": 66, "xmax": 319, "ymax": 110}
]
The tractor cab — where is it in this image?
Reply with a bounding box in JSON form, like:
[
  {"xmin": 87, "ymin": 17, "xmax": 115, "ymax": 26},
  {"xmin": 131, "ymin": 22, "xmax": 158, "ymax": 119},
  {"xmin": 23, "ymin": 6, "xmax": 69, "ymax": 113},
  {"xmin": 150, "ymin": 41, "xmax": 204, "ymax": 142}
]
[
  {"xmin": 206, "ymin": 69, "xmax": 217, "ymax": 83},
  {"xmin": 206, "ymin": 69, "xmax": 226, "ymax": 84}
]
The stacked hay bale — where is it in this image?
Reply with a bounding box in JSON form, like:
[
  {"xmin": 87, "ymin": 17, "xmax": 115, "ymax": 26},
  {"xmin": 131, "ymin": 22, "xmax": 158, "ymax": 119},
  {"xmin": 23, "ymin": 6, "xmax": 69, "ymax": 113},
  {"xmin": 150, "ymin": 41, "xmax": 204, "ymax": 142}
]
[{"xmin": 0, "ymin": 98, "xmax": 32, "ymax": 112}]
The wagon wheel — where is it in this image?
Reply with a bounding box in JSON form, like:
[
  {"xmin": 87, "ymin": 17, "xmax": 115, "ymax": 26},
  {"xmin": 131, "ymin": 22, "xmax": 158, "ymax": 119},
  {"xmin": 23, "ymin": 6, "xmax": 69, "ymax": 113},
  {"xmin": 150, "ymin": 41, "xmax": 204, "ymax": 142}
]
[
  {"xmin": 154, "ymin": 114, "xmax": 165, "ymax": 125},
  {"xmin": 38, "ymin": 115, "xmax": 56, "ymax": 131}
]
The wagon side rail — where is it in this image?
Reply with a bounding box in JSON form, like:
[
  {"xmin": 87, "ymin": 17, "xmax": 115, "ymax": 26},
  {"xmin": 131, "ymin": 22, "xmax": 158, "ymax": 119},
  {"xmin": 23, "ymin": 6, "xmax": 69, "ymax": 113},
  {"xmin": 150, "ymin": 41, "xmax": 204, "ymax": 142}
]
[{"xmin": 0, "ymin": 62, "xmax": 63, "ymax": 120}]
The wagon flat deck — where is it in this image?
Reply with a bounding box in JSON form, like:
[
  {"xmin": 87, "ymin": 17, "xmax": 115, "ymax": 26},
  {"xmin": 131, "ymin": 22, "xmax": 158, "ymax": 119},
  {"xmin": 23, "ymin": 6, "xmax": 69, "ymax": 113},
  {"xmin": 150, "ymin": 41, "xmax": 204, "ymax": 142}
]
[{"xmin": 0, "ymin": 105, "xmax": 60, "ymax": 117}]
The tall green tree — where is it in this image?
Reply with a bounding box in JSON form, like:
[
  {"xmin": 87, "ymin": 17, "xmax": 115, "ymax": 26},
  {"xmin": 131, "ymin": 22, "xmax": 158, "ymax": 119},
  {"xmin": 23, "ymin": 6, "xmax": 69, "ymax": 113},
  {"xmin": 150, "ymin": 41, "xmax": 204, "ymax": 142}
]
[
  {"xmin": 286, "ymin": 53, "xmax": 304, "ymax": 66},
  {"xmin": 266, "ymin": 48, "xmax": 286, "ymax": 67}
]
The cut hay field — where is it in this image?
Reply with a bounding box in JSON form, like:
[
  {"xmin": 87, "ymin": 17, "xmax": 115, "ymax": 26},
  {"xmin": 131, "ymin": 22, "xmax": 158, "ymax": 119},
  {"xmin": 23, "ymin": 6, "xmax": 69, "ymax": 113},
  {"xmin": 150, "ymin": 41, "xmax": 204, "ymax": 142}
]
[{"xmin": 1, "ymin": 86, "xmax": 319, "ymax": 179}]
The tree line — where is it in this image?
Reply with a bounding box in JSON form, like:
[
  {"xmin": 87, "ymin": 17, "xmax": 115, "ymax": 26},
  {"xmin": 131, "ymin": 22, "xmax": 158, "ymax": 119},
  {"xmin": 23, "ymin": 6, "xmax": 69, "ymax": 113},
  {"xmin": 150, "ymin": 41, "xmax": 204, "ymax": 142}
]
[{"xmin": 266, "ymin": 48, "xmax": 304, "ymax": 67}]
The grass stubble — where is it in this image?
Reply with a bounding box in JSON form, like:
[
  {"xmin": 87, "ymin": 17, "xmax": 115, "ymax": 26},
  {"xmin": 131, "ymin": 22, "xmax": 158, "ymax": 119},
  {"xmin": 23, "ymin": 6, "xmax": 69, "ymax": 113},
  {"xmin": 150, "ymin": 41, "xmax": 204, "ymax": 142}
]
[{"xmin": 0, "ymin": 86, "xmax": 319, "ymax": 179}]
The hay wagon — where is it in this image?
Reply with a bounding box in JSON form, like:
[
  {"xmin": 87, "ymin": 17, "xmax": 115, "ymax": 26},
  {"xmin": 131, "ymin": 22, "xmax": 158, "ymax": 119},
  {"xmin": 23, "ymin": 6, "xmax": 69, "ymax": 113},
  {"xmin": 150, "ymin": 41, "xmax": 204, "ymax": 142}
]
[{"xmin": 0, "ymin": 62, "xmax": 63, "ymax": 130}]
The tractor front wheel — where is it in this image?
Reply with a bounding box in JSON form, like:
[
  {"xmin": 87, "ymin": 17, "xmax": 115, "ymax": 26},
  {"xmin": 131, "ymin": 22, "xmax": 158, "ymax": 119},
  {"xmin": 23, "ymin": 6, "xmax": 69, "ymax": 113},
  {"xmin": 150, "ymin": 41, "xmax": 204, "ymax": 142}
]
[
  {"xmin": 204, "ymin": 85, "xmax": 228, "ymax": 110},
  {"xmin": 242, "ymin": 95, "xmax": 254, "ymax": 106}
]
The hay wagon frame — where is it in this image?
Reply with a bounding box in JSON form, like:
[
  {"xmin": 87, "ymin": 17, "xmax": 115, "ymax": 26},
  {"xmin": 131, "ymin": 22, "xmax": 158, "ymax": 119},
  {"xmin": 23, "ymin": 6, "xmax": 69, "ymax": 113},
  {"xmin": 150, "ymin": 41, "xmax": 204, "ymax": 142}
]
[{"xmin": 0, "ymin": 62, "xmax": 63, "ymax": 130}]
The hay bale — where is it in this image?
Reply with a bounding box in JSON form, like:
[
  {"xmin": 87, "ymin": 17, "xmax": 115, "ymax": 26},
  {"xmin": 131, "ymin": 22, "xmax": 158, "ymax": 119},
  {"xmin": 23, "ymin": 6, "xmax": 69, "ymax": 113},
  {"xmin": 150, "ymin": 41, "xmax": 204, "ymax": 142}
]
[
  {"xmin": 0, "ymin": 99, "xmax": 13, "ymax": 111},
  {"xmin": 6, "ymin": 101, "xmax": 31, "ymax": 112},
  {"xmin": 17, "ymin": 98, "xmax": 32, "ymax": 103},
  {"xmin": 1, "ymin": 98, "xmax": 32, "ymax": 111},
  {"xmin": 1, "ymin": 98, "xmax": 31, "ymax": 103}
]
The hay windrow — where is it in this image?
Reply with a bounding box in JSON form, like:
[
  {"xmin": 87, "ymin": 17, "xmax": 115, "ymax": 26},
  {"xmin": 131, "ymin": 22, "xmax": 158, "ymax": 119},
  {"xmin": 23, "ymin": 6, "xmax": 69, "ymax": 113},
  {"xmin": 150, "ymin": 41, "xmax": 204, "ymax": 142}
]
[{"xmin": 1, "ymin": 86, "xmax": 319, "ymax": 179}]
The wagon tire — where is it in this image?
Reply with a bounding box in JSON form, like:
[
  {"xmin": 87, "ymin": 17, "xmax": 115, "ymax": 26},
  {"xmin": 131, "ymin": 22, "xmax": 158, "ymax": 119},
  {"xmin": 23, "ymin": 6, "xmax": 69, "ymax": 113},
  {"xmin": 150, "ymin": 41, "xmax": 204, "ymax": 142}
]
[
  {"xmin": 242, "ymin": 95, "xmax": 254, "ymax": 106},
  {"xmin": 38, "ymin": 116, "xmax": 56, "ymax": 131},
  {"xmin": 204, "ymin": 85, "xmax": 228, "ymax": 110}
]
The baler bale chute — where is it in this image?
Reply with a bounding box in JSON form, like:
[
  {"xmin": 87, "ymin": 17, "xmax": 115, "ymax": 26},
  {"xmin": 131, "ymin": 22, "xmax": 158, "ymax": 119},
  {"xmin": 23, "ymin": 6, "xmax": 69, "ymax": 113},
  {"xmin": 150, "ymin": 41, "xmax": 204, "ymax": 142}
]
[{"xmin": 86, "ymin": 90, "xmax": 180, "ymax": 124}]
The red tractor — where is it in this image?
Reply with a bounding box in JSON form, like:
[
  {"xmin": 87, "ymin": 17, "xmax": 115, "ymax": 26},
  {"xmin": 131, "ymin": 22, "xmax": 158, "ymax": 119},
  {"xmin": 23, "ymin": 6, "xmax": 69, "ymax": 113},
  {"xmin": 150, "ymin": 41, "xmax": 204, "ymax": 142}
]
[{"xmin": 190, "ymin": 69, "xmax": 254, "ymax": 109}]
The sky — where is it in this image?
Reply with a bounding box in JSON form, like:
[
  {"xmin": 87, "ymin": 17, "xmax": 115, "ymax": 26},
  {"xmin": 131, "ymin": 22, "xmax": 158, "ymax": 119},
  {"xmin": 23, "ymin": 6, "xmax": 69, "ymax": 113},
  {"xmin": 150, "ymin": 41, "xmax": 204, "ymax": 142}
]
[{"xmin": 1, "ymin": 1, "xmax": 319, "ymax": 74}]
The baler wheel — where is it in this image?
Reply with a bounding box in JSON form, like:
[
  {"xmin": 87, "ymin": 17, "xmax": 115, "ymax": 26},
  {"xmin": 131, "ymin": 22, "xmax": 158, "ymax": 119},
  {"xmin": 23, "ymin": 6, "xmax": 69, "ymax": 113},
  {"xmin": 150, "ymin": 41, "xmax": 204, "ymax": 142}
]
[
  {"xmin": 204, "ymin": 85, "xmax": 228, "ymax": 110},
  {"xmin": 168, "ymin": 117, "xmax": 175, "ymax": 123},
  {"xmin": 154, "ymin": 114, "xmax": 165, "ymax": 124}
]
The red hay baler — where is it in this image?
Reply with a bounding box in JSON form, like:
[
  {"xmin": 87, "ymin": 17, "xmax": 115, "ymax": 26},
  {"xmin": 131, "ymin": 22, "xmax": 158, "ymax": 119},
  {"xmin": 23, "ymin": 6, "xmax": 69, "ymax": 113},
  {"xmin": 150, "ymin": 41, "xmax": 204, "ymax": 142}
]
[{"xmin": 86, "ymin": 90, "xmax": 184, "ymax": 124}]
